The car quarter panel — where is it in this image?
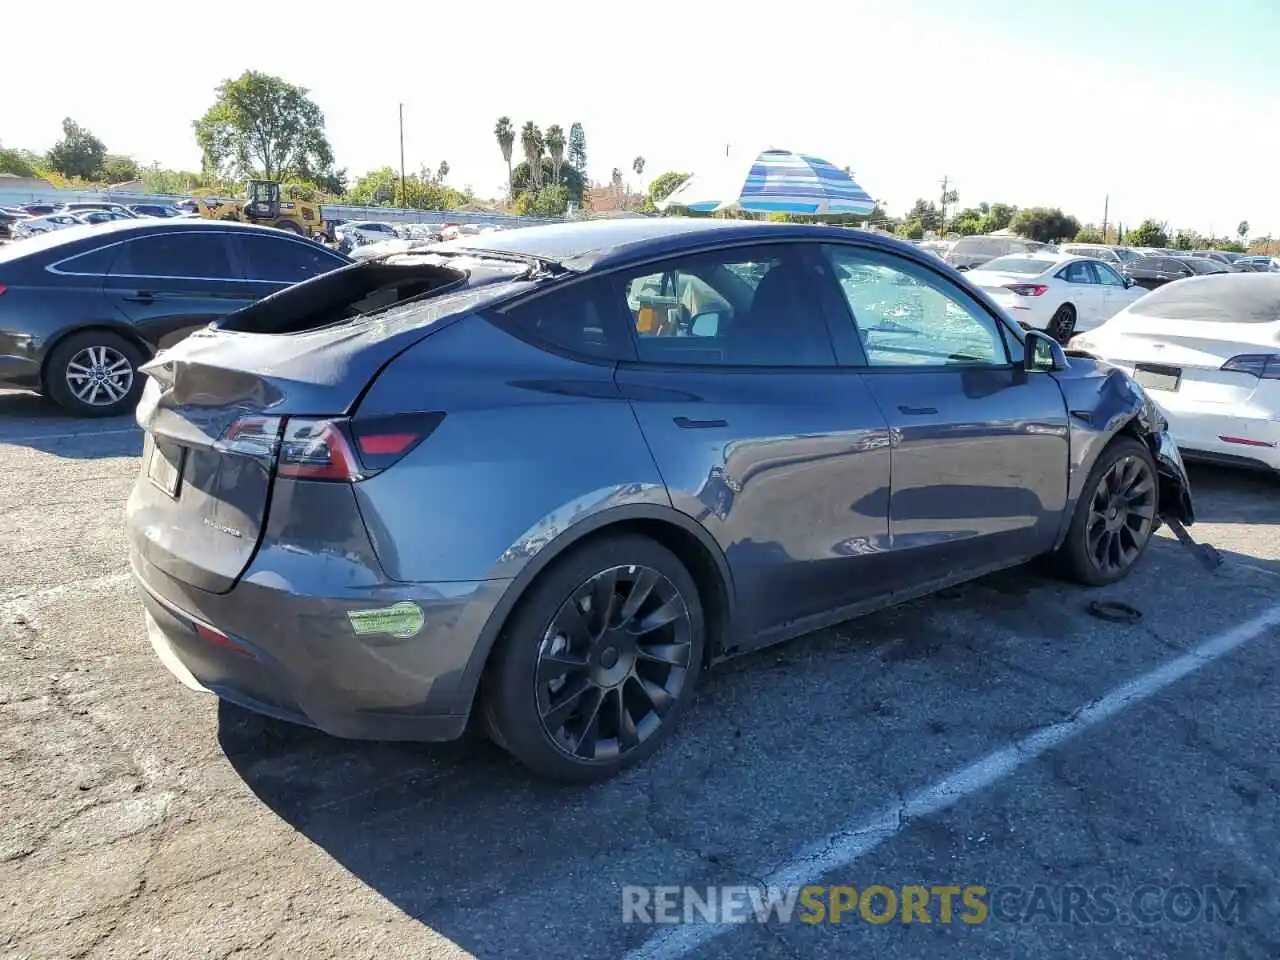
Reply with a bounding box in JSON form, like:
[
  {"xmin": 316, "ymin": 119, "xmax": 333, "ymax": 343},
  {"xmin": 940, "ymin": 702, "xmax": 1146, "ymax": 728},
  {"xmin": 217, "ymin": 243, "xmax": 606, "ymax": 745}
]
[{"xmin": 351, "ymin": 314, "xmax": 672, "ymax": 584}]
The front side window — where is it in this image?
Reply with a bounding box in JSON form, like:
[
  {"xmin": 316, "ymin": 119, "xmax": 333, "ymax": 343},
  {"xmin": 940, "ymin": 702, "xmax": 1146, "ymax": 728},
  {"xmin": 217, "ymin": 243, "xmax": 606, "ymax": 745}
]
[
  {"xmin": 617, "ymin": 246, "xmax": 835, "ymax": 367},
  {"xmin": 1092, "ymin": 262, "xmax": 1126, "ymax": 286},
  {"xmin": 823, "ymin": 245, "xmax": 1007, "ymax": 367},
  {"xmin": 112, "ymin": 233, "xmax": 234, "ymax": 279}
]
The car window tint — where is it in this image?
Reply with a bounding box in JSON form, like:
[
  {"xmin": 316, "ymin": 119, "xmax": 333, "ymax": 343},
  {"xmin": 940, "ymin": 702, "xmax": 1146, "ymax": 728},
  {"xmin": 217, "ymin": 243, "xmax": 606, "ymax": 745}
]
[
  {"xmin": 501, "ymin": 277, "xmax": 625, "ymax": 360},
  {"xmin": 113, "ymin": 233, "xmax": 234, "ymax": 279},
  {"xmin": 56, "ymin": 245, "xmax": 118, "ymax": 275},
  {"xmin": 617, "ymin": 247, "xmax": 835, "ymax": 367},
  {"xmin": 823, "ymin": 246, "xmax": 1007, "ymax": 367},
  {"xmin": 1061, "ymin": 261, "xmax": 1095, "ymax": 283},
  {"xmin": 236, "ymin": 234, "xmax": 345, "ymax": 283},
  {"xmin": 1093, "ymin": 262, "xmax": 1126, "ymax": 286}
]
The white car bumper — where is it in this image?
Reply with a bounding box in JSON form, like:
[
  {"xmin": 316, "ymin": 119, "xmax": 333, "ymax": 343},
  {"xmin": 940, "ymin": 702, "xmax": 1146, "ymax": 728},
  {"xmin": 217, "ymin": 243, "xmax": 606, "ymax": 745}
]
[{"xmin": 986, "ymin": 292, "xmax": 1056, "ymax": 330}]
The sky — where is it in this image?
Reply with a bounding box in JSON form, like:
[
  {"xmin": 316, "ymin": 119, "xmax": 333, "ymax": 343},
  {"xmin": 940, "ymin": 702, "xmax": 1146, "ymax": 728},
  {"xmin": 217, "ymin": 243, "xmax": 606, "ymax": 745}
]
[{"xmin": 4, "ymin": 0, "xmax": 1279, "ymax": 237}]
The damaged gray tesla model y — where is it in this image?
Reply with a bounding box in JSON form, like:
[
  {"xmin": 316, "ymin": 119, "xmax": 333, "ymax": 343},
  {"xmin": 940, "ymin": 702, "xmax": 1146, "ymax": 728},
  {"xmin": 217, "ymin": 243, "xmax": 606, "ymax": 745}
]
[{"xmin": 127, "ymin": 218, "xmax": 1196, "ymax": 781}]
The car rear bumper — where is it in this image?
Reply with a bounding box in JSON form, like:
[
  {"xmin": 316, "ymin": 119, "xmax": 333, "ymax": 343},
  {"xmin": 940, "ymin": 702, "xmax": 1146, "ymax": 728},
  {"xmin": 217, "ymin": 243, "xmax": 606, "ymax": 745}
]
[
  {"xmin": 1145, "ymin": 392, "xmax": 1280, "ymax": 470},
  {"xmin": 131, "ymin": 549, "xmax": 513, "ymax": 741}
]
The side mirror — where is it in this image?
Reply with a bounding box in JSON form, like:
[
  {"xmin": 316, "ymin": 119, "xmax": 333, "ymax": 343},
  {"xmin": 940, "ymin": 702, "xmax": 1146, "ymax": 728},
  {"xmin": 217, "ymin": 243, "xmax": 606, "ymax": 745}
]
[
  {"xmin": 690, "ymin": 311, "xmax": 721, "ymax": 337},
  {"xmin": 1124, "ymin": 276, "xmax": 1136, "ymax": 288},
  {"xmin": 1024, "ymin": 330, "xmax": 1068, "ymax": 372}
]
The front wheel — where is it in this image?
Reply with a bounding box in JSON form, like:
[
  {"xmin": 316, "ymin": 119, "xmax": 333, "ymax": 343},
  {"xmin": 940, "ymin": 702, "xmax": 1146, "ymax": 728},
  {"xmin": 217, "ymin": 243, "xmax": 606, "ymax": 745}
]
[
  {"xmin": 1053, "ymin": 436, "xmax": 1159, "ymax": 586},
  {"xmin": 481, "ymin": 533, "xmax": 705, "ymax": 782},
  {"xmin": 44, "ymin": 330, "xmax": 146, "ymax": 417}
]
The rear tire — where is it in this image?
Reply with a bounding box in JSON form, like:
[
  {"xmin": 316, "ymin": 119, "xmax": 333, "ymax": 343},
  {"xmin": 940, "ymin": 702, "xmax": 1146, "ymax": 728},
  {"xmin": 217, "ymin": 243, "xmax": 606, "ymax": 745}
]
[
  {"xmin": 273, "ymin": 220, "xmax": 304, "ymax": 235},
  {"xmin": 480, "ymin": 533, "xmax": 705, "ymax": 782},
  {"xmin": 1052, "ymin": 436, "xmax": 1159, "ymax": 586},
  {"xmin": 45, "ymin": 330, "xmax": 146, "ymax": 418},
  {"xmin": 1049, "ymin": 304, "xmax": 1077, "ymax": 343}
]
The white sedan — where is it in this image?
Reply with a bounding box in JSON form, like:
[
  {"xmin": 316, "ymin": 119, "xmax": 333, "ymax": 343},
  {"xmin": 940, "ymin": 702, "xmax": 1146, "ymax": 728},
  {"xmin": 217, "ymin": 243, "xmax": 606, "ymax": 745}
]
[
  {"xmin": 965, "ymin": 254, "xmax": 1146, "ymax": 340},
  {"xmin": 10, "ymin": 213, "xmax": 82, "ymax": 239},
  {"xmin": 1068, "ymin": 273, "xmax": 1280, "ymax": 472}
]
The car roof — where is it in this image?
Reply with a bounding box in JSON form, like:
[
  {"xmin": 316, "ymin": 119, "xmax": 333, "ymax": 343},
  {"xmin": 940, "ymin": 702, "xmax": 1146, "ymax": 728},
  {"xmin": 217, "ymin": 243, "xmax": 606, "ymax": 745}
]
[{"xmin": 443, "ymin": 217, "xmax": 928, "ymax": 271}]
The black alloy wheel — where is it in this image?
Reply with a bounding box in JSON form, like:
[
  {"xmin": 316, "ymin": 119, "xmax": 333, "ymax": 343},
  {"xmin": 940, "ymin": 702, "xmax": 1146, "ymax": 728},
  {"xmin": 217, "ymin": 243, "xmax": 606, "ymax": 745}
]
[
  {"xmin": 1054, "ymin": 436, "xmax": 1159, "ymax": 586},
  {"xmin": 482, "ymin": 534, "xmax": 705, "ymax": 781},
  {"xmin": 535, "ymin": 564, "xmax": 694, "ymax": 762},
  {"xmin": 1084, "ymin": 453, "xmax": 1157, "ymax": 577},
  {"xmin": 1050, "ymin": 304, "xmax": 1077, "ymax": 343}
]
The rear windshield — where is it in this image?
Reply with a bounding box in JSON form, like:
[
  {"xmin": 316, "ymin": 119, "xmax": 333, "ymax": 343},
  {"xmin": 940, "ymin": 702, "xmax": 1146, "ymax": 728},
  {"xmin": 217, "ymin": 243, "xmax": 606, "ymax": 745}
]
[
  {"xmin": 1128, "ymin": 275, "xmax": 1280, "ymax": 322},
  {"xmin": 980, "ymin": 256, "xmax": 1057, "ymax": 274}
]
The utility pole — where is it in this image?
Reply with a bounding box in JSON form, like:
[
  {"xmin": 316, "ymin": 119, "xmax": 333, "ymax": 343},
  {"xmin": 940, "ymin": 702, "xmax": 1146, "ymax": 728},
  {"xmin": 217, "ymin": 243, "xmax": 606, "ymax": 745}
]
[
  {"xmin": 1101, "ymin": 194, "xmax": 1109, "ymax": 241},
  {"xmin": 399, "ymin": 103, "xmax": 407, "ymax": 210},
  {"xmin": 725, "ymin": 143, "xmax": 730, "ymax": 157},
  {"xmin": 939, "ymin": 175, "xmax": 949, "ymax": 228}
]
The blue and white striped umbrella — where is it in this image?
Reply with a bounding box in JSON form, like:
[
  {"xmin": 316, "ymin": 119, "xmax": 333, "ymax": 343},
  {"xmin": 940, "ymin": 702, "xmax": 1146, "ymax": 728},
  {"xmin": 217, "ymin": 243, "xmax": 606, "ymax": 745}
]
[{"xmin": 657, "ymin": 149, "xmax": 874, "ymax": 215}]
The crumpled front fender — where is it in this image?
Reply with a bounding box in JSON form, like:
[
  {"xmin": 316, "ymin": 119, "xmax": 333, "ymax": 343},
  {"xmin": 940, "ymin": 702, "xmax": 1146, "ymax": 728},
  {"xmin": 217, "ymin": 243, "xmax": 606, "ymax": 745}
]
[{"xmin": 1053, "ymin": 357, "xmax": 1195, "ymax": 531}]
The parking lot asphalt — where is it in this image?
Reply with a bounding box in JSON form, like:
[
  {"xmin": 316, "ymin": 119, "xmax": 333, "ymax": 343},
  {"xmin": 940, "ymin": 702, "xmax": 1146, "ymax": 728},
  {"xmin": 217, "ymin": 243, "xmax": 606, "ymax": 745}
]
[{"xmin": 1, "ymin": 387, "xmax": 1278, "ymax": 960}]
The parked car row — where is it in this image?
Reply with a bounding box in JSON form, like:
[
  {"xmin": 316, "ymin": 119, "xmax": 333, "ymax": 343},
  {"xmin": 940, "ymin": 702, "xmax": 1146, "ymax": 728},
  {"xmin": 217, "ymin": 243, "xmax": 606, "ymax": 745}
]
[
  {"xmin": 0, "ymin": 220, "xmax": 351, "ymax": 415},
  {"xmin": 0, "ymin": 201, "xmax": 188, "ymax": 240}
]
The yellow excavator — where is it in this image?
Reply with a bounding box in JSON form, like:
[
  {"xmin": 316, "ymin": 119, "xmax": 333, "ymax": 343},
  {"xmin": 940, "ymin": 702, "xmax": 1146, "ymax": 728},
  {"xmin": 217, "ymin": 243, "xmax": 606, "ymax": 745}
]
[{"xmin": 190, "ymin": 179, "xmax": 328, "ymax": 240}]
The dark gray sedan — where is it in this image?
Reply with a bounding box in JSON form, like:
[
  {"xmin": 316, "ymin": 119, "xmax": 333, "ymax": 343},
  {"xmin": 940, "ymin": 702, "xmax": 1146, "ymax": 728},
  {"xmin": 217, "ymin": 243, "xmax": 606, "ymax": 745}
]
[{"xmin": 126, "ymin": 218, "xmax": 1196, "ymax": 782}]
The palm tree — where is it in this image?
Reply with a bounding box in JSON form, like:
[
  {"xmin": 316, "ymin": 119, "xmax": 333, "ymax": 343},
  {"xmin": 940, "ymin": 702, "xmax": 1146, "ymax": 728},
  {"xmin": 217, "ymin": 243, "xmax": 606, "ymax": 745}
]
[
  {"xmin": 633, "ymin": 156, "xmax": 645, "ymax": 178},
  {"xmin": 437, "ymin": 160, "xmax": 449, "ymax": 183},
  {"xmin": 521, "ymin": 122, "xmax": 544, "ymax": 189},
  {"xmin": 494, "ymin": 117, "xmax": 515, "ymax": 200},
  {"xmin": 611, "ymin": 167, "xmax": 624, "ymax": 200},
  {"xmin": 545, "ymin": 125, "xmax": 566, "ymax": 186}
]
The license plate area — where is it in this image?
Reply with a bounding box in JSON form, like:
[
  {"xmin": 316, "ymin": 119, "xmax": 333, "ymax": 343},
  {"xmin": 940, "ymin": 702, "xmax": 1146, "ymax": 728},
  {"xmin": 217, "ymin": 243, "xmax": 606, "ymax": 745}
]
[
  {"xmin": 148, "ymin": 438, "xmax": 186, "ymax": 498},
  {"xmin": 1133, "ymin": 363, "xmax": 1182, "ymax": 392}
]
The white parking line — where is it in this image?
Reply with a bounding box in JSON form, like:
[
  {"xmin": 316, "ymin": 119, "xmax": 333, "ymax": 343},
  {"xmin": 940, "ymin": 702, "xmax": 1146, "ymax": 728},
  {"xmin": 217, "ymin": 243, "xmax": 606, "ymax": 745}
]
[{"xmin": 625, "ymin": 600, "xmax": 1280, "ymax": 960}]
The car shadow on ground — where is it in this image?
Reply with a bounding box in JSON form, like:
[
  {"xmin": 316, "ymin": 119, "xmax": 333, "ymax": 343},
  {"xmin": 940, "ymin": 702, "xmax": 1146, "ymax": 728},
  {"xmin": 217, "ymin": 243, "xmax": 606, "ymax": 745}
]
[
  {"xmin": 0, "ymin": 390, "xmax": 140, "ymax": 458},
  {"xmin": 216, "ymin": 531, "xmax": 1280, "ymax": 958},
  {"xmin": 1184, "ymin": 462, "xmax": 1278, "ymax": 524}
]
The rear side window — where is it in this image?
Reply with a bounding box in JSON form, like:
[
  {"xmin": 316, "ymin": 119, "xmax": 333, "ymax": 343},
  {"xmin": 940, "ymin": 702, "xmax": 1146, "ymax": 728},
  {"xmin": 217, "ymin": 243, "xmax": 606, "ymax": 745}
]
[
  {"xmin": 112, "ymin": 233, "xmax": 235, "ymax": 279},
  {"xmin": 53, "ymin": 244, "xmax": 119, "ymax": 275},
  {"xmin": 1128, "ymin": 276, "xmax": 1280, "ymax": 322},
  {"xmin": 500, "ymin": 278, "xmax": 627, "ymax": 361},
  {"xmin": 234, "ymin": 234, "xmax": 345, "ymax": 283}
]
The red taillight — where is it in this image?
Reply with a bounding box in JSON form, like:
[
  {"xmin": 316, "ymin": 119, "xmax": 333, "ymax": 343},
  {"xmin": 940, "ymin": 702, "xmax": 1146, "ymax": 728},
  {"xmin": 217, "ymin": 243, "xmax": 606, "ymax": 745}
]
[
  {"xmin": 220, "ymin": 413, "xmax": 443, "ymax": 481},
  {"xmin": 0, "ymin": 284, "xmax": 8, "ymax": 296},
  {"xmin": 278, "ymin": 419, "xmax": 362, "ymax": 480},
  {"xmin": 1003, "ymin": 283, "xmax": 1050, "ymax": 297},
  {"xmin": 1220, "ymin": 354, "xmax": 1280, "ymax": 380},
  {"xmin": 194, "ymin": 622, "xmax": 255, "ymax": 658}
]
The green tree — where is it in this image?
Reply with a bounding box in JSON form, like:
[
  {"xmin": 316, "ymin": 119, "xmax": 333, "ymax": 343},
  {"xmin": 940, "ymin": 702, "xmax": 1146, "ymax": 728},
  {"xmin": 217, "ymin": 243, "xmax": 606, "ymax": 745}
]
[
  {"xmin": 346, "ymin": 166, "xmax": 466, "ymax": 210},
  {"xmin": 1171, "ymin": 231, "xmax": 1197, "ymax": 250},
  {"xmin": 101, "ymin": 155, "xmax": 140, "ymax": 184},
  {"xmin": 1237, "ymin": 220, "xmax": 1250, "ymax": 244},
  {"xmin": 1124, "ymin": 218, "xmax": 1169, "ymax": 248},
  {"xmin": 1219, "ymin": 240, "xmax": 1246, "ymax": 253},
  {"xmin": 520, "ymin": 122, "xmax": 544, "ymax": 188},
  {"xmin": 1011, "ymin": 206, "xmax": 1080, "ymax": 243},
  {"xmin": 896, "ymin": 220, "xmax": 925, "ymax": 240},
  {"xmin": 633, "ymin": 155, "xmax": 645, "ymax": 178},
  {"xmin": 494, "ymin": 117, "xmax": 515, "ymax": 200},
  {"xmin": 1074, "ymin": 226, "xmax": 1106, "ymax": 243},
  {"xmin": 545, "ymin": 124, "xmax": 566, "ymax": 186},
  {"xmin": 45, "ymin": 118, "xmax": 106, "ymax": 179},
  {"xmin": 511, "ymin": 158, "xmax": 583, "ymax": 203},
  {"xmin": 436, "ymin": 160, "xmax": 449, "ymax": 183},
  {"xmin": 568, "ymin": 122, "xmax": 586, "ymax": 174},
  {"xmin": 193, "ymin": 71, "xmax": 333, "ymax": 182},
  {"xmin": 0, "ymin": 146, "xmax": 39, "ymax": 178},
  {"xmin": 512, "ymin": 184, "xmax": 569, "ymax": 217},
  {"xmin": 644, "ymin": 170, "xmax": 690, "ymax": 212},
  {"xmin": 904, "ymin": 198, "xmax": 942, "ymax": 233},
  {"xmin": 986, "ymin": 203, "xmax": 1017, "ymax": 231}
]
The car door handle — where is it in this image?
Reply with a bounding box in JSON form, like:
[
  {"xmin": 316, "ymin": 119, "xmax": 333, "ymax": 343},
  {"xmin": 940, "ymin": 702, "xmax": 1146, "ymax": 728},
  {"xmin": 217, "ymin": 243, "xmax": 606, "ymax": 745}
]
[
  {"xmin": 897, "ymin": 405, "xmax": 937, "ymax": 416},
  {"xmin": 123, "ymin": 291, "xmax": 156, "ymax": 303},
  {"xmin": 673, "ymin": 416, "xmax": 727, "ymax": 429}
]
